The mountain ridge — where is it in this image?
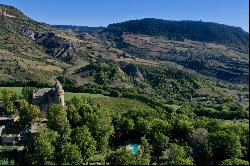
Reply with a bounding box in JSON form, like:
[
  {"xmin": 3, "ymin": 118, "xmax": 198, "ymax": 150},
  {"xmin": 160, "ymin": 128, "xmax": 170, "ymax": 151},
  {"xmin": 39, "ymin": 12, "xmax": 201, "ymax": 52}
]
[
  {"xmin": 105, "ymin": 18, "xmax": 249, "ymax": 50},
  {"xmin": 0, "ymin": 4, "xmax": 249, "ymax": 98},
  {"xmin": 54, "ymin": 25, "xmax": 105, "ymax": 34}
]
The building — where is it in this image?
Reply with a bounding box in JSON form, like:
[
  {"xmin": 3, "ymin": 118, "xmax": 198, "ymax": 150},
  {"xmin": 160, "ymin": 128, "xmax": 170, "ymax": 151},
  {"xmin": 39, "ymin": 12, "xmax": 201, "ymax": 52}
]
[
  {"xmin": 32, "ymin": 81, "xmax": 64, "ymax": 111},
  {"xmin": 1, "ymin": 134, "xmax": 20, "ymax": 145},
  {"xmin": 0, "ymin": 125, "xmax": 5, "ymax": 136}
]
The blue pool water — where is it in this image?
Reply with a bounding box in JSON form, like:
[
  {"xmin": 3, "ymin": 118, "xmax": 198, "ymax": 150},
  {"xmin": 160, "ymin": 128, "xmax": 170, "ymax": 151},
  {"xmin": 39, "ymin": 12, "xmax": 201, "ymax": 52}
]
[{"xmin": 130, "ymin": 144, "xmax": 139, "ymax": 154}]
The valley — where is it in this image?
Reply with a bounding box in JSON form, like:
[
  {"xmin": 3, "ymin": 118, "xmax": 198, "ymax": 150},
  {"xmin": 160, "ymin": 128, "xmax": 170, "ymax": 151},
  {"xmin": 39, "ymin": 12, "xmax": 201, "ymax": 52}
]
[{"xmin": 0, "ymin": 3, "xmax": 249, "ymax": 165}]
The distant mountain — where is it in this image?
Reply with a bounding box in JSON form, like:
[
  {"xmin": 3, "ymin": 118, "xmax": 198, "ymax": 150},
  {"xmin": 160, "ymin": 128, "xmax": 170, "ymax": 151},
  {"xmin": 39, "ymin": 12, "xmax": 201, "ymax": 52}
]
[
  {"xmin": 0, "ymin": 4, "xmax": 249, "ymax": 88},
  {"xmin": 99, "ymin": 18, "xmax": 249, "ymax": 84},
  {"xmin": 105, "ymin": 18, "xmax": 249, "ymax": 49},
  {"xmin": 54, "ymin": 25, "xmax": 105, "ymax": 34}
]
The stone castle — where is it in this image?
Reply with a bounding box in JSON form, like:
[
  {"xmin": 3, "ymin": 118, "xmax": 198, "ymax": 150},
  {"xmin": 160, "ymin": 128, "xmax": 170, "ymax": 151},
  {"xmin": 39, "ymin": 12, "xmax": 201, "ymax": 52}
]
[{"xmin": 32, "ymin": 81, "xmax": 64, "ymax": 111}]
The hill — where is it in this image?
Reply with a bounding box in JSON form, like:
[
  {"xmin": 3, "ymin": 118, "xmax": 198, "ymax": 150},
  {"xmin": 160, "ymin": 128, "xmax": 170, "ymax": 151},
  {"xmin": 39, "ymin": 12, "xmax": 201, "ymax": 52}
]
[
  {"xmin": 100, "ymin": 19, "xmax": 249, "ymax": 84},
  {"xmin": 0, "ymin": 4, "xmax": 249, "ymax": 105},
  {"xmin": 54, "ymin": 25, "xmax": 105, "ymax": 34},
  {"xmin": 0, "ymin": 4, "xmax": 249, "ymax": 165},
  {"xmin": 105, "ymin": 18, "xmax": 249, "ymax": 49}
]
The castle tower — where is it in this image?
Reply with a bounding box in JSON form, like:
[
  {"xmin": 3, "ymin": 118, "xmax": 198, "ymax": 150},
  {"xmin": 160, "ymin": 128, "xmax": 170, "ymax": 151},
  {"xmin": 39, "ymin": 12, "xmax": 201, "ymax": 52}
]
[{"xmin": 53, "ymin": 81, "xmax": 65, "ymax": 106}]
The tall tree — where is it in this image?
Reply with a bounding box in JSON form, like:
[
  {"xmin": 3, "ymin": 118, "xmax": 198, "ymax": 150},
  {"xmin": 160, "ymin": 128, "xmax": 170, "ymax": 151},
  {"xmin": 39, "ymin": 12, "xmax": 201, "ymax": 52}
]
[
  {"xmin": 71, "ymin": 96, "xmax": 87, "ymax": 110},
  {"xmin": 33, "ymin": 128, "xmax": 59, "ymax": 165},
  {"xmin": 189, "ymin": 128, "xmax": 212, "ymax": 164},
  {"xmin": 1, "ymin": 89, "xmax": 18, "ymax": 101},
  {"xmin": 66, "ymin": 103, "xmax": 81, "ymax": 127},
  {"xmin": 19, "ymin": 100, "xmax": 40, "ymax": 129},
  {"xmin": 106, "ymin": 147, "xmax": 137, "ymax": 165},
  {"xmin": 80, "ymin": 105, "xmax": 114, "ymax": 154},
  {"xmin": 209, "ymin": 130, "xmax": 243, "ymax": 160},
  {"xmin": 71, "ymin": 125, "xmax": 97, "ymax": 162},
  {"xmin": 162, "ymin": 143, "xmax": 193, "ymax": 165},
  {"xmin": 60, "ymin": 143, "xmax": 83, "ymax": 165},
  {"xmin": 5, "ymin": 101, "xmax": 17, "ymax": 115},
  {"xmin": 21, "ymin": 87, "xmax": 36, "ymax": 103},
  {"xmin": 47, "ymin": 104, "xmax": 71, "ymax": 141}
]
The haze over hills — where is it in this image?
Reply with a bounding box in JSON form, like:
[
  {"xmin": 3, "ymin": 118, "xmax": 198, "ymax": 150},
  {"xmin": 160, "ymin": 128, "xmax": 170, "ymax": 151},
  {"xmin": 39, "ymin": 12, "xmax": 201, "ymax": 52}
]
[{"xmin": 54, "ymin": 25, "xmax": 105, "ymax": 34}]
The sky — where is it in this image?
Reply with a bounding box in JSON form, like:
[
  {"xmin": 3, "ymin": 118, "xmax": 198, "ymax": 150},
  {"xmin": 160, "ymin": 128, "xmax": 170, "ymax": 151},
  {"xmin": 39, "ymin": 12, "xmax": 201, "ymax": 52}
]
[{"xmin": 0, "ymin": 0, "xmax": 249, "ymax": 32}]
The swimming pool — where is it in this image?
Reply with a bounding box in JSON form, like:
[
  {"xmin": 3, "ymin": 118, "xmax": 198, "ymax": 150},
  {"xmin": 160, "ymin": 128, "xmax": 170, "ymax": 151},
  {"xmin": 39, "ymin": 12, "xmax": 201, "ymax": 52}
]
[{"xmin": 129, "ymin": 144, "xmax": 139, "ymax": 154}]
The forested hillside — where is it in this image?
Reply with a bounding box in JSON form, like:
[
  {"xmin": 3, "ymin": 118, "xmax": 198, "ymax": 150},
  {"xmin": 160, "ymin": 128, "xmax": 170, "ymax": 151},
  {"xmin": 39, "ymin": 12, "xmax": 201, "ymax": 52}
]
[
  {"xmin": 105, "ymin": 18, "xmax": 249, "ymax": 49},
  {"xmin": 100, "ymin": 19, "xmax": 249, "ymax": 84}
]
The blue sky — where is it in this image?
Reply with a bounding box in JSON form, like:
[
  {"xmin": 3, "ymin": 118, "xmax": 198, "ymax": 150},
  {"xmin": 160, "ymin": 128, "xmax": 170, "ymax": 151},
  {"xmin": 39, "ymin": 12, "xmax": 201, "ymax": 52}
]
[{"xmin": 0, "ymin": 0, "xmax": 249, "ymax": 31}]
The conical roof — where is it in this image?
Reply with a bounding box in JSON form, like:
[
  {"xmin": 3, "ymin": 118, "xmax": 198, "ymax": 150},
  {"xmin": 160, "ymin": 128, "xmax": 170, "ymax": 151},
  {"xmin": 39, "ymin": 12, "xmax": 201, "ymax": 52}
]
[{"xmin": 53, "ymin": 81, "xmax": 63, "ymax": 93}]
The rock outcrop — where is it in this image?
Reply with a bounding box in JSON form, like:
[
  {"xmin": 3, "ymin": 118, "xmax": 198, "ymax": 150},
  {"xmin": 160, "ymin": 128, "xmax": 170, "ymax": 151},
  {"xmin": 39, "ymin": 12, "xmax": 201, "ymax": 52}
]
[{"xmin": 0, "ymin": 8, "xmax": 15, "ymax": 17}]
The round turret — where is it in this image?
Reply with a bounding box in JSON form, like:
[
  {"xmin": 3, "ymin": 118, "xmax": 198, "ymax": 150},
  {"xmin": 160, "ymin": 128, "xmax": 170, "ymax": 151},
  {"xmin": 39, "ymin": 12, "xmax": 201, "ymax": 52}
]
[
  {"xmin": 54, "ymin": 81, "xmax": 63, "ymax": 93},
  {"xmin": 53, "ymin": 81, "xmax": 64, "ymax": 106}
]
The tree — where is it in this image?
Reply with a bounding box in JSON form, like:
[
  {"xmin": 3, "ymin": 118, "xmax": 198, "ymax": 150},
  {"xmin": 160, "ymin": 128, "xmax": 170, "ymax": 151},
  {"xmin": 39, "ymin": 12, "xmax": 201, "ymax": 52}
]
[
  {"xmin": 34, "ymin": 139, "xmax": 55, "ymax": 164},
  {"xmin": 71, "ymin": 125, "xmax": 96, "ymax": 162},
  {"xmin": 60, "ymin": 143, "xmax": 83, "ymax": 165},
  {"xmin": 163, "ymin": 143, "xmax": 193, "ymax": 165},
  {"xmin": 82, "ymin": 107, "xmax": 114, "ymax": 154},
  {"xmin": 33, "ymin": 128, "xmax": 59, "ymax": 165},
  {"xmin": 66, "ymin": 103, "xmax": 81, "ymax": 127},
  {"xmin": 220, "ymin": 158, "xmax": 249, "ymax": 165},
  {"xmin": 19, "ymin": 99, "xmax": 29, "ymax": 109},
  {"xmin": 152, "ymin": 132, "xmax": 169, "ymax": 157},
  {"xmin": 147, "ymin": 118, "xmax": 171, "ymax": 157},
  {"xmin": 135, "ymin": 117, "xmax": 151, "ymax": 136},
  {"xmin": 19, "ymin": 100, "xmax": 40, "ymax": 129},
  {"xmin": 189, "ymin": 128, "xmax": 212, "ymax": 164},
  {"xmin": 36, "ymin": 128, "xmax": 59, "ymax": 143},
  {"xmin": 138, "ymin": 136, "xmax": 152, "ymax": 165},
  {"xmin": 78, "ymin": 103, "xmax": 94, "ymax": 122},
  {"xmin": 70, "ymin": 96, "xmax": 87, "ymax": 110},
  {"xmin": 69, "ymin": 99, "xmax": 114, "ymax": 154},
  {"xmin": 5, "ymin": 101, "xmax": 16, "ymax": 115},
  {"xmin": 47, "ymin": 104, "xmax": 71, "ymax": 141},
  {"xmin": 121, "ymin": 118, "xmax": 135, "ymax": 132},
  {"xmin": 106, "ymin": 147, "xmax": 137, "ymax": 165},
  {"xmin": 209, "ymin": 130, "xmax": 243, "ymax": 160},
  {"xmin": 110, "ymin": 89, "xmax": 121, "ymax": 97},
  {"xmin": 1, "ymin": 89, "xmax": 18, "ymax": 101},
  {"xmin": 170, "ymin": 113, "xmax": 194, "ymax": 142},
  {"xmin": 150, "ymin": 118, "xmax": 172, "ymax": 136},
  {"xmin": 22, "ymin": 87, "xmax": 36, "ymax": 103},
  {"xmin": 141, "ymin": 136, "xmax": 152, "ymax": 157}
]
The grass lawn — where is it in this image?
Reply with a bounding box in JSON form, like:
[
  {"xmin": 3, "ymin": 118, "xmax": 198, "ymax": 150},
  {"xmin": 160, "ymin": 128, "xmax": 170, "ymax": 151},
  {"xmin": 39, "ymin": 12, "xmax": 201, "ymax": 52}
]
[
  {"xmin": 0, "ymin": 87, "xmax": 23, "ymax": 97},
  {"xmin": 0, "ymin": 87, "xmax": 106, "ymax": 100},
  {"xmin": 64, "ymin": 92, "xmax": 106, "ymax": 101}
]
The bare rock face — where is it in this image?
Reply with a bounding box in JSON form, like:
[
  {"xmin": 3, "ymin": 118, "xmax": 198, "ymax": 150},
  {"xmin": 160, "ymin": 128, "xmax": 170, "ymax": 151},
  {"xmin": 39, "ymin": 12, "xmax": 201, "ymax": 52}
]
[
  {"xmin": 21, "ymin": 28, "xmax": 36, "ymax": 40},
  {"xmin": 35, "ymin": 32, "xmax": 86, "ymax": 62},
  {"xmin": 19, "ymin": 27, "xmax": 88, "ymax": 63},
  {"xmin": 0, "ymin": 8, "xmax": 15, "ymax": 17},
  {"xmin": 21, "ymin": 28, "xmax": 44, "ymax": 40}
]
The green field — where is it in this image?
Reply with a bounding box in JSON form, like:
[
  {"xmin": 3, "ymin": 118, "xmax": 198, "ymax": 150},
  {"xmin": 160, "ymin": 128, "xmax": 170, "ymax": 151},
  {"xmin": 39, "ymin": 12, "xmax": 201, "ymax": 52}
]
[
  {"xmin": 64, "ymin": 92, "xmax": 106, "ymax": 101},
  {"xmin": 0, "ymin": 87, "xmax": 106, "ymax": 101},
  {"xmin": 0, "ymin": 87, "xmax": 23, "ymax": 97}
]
